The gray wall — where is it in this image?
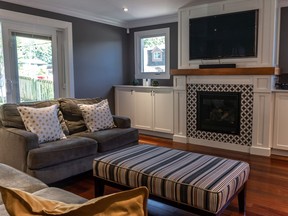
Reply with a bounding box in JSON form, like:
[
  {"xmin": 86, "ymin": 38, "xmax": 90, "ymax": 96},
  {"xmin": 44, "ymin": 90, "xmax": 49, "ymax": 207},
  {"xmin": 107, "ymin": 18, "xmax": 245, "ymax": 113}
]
[
  {"xmin": 128, "ymin": 23, "xmax": 178, "ymax": 86},
  {"xmin": 0, "ymin": 2, "xmax": 129, "ymax": 112}
]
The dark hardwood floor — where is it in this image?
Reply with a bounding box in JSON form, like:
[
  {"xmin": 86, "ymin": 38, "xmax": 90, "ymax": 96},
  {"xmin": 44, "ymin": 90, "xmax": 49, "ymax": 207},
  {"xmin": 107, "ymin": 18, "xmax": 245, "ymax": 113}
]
[{"xmin": 58, "ymin": 135, "xmax": 288, "ymax": 216}]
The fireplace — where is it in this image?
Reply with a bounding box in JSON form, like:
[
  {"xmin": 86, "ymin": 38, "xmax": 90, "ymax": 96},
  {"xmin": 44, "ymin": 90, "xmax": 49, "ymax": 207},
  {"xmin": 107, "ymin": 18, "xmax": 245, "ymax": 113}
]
[{"xmin": 197, "ymin": 91, "xmax": 241, "ymax": 135}]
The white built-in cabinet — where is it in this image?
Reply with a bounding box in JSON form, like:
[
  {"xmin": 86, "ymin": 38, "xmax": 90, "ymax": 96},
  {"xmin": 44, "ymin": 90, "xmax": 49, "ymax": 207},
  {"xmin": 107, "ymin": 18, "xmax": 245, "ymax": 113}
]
[
  {"xmin": 114, "ymin": 86, "xmax": 174, "ymax": 134},
  {"xmin": 134, "ymin": 90, "xmax": 153, "ymax": 130},
  {"xmin": 273, "ymin": 92, "xmax": 288, "ymax": 150},
  {"xmin": 114, "ymin": 87, "xmax": 135, "ymax": 125}
]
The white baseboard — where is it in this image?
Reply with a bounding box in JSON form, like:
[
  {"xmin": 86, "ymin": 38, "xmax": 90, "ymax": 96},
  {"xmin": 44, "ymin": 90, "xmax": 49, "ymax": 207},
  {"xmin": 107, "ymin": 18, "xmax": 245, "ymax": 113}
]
[
  {"xmin": 250, "ymin": 146, "xmax": 271, "ymax": 156},
  {"xmin": 188, "ymin": 138, "xmax": 250, "ymax": 153},
  {"xmin": 173, "ymin": 135, "xmax": 188, "ymax": 143},
  {"xmin": 271, "ymin": 148, "xmax": 288, "ymax": 157},
  {"xmin": 139, "ymin": 130, "xmax": 173, "ymax": 139}
]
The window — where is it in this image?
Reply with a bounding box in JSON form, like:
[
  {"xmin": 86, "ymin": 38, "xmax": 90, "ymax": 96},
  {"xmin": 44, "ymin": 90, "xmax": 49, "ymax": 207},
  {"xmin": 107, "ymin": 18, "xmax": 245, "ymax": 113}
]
[
  {"xmin": 134, "ymin": 28, "xmax": 170, "ymax": 79},
  {"xmin": 0, "ymin": 9, "xmax": 74, "ymax": 104}
]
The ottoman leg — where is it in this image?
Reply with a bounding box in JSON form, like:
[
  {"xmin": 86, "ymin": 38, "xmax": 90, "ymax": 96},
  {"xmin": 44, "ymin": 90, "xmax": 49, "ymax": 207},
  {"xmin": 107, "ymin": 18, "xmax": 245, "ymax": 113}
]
[
  {"xmin": 238, "ymin": 184, "xmax": 246, "ymax": 213},
  {"xmin": 94, "ymin": 177, "xmax": 105, "ymax": 197}
]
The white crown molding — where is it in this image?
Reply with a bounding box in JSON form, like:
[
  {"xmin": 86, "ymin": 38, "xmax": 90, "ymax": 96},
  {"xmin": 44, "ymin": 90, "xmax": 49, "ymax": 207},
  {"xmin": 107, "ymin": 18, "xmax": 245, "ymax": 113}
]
[
  {"xmin": 126, "ymin": 14, "xmax": 178, "ymax": 28},
  {"xmin": 1, "ymin": 0, "xmax": 178, "ymax": 28},
  {"xmin": 50, "ymin": 7, "xmax": 128, "ymax": 28},
  {"xmin": 0, "ymin": 0, "xmax": 127, "ymax": 27},
  {"xmin": 179, "ymin": 0, "xmax": 222, "ymax": 9}
]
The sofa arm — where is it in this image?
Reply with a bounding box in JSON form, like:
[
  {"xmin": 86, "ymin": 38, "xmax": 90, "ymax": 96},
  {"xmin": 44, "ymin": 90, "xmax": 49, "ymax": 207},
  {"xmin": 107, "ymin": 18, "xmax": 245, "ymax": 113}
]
[
  {"xmin": 113, "ymin": 115, "xmax": 131, "ymax": 128},
  {"xmin": 0, "ymin": 127, "xmax": 39, "ymax": 172}
]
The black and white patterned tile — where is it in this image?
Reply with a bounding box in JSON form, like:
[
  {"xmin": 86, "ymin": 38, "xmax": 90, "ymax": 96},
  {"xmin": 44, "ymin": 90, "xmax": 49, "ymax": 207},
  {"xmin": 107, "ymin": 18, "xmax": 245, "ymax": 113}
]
[{"xmin": 187, "ymin": 84, "xmax": 253, "ymax": 146}]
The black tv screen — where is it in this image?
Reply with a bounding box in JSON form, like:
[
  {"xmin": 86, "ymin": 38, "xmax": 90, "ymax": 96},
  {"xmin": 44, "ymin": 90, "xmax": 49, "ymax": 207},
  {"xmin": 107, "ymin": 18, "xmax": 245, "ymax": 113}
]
[{"xmin": 189, "ymin": 10, "xmax": 258, "ymax": 60}]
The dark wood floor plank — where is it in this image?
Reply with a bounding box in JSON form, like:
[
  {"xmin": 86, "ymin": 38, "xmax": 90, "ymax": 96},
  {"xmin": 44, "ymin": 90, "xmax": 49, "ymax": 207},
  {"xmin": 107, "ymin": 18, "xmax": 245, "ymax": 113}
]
[{"xmin": 58, "ymin": 135, "xmax": 288, "ymax": 216}]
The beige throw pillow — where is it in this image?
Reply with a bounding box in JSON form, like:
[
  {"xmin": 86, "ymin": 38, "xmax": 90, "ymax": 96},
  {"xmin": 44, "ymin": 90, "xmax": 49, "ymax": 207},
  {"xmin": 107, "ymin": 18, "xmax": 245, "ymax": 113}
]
[
  {"xmin": 0, "ymin": 185, "xmax": 148, "ymax": 216},
  {"xmin": 78, "ymin": 99, "xmax": 115, "ymax": 132},
  {"xmin": 17, "ymin": 104, "xmax": 66, "ymax": 143}
]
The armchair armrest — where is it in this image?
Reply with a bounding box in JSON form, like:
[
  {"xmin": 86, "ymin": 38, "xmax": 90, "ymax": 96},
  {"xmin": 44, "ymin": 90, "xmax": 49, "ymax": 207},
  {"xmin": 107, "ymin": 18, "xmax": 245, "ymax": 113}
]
[
  {"xmin": 0, "ymin": 127, "xmax": 39, "ymax": 172},
  {"xmin": 112, "ymin": 115, "xmax": 131, "ymax": 128}
]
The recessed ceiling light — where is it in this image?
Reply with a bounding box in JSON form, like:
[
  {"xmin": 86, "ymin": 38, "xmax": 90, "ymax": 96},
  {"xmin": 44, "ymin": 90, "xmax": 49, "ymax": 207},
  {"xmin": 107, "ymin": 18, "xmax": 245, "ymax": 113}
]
[{"xmin": 123, "ymin": 7, "xmax": 128, "ymax": 12}]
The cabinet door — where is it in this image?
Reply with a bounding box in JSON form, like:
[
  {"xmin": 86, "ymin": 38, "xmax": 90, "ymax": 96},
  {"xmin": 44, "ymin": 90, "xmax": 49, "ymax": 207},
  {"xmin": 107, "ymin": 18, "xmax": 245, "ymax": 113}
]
[
  {"xmin": 115, "ymin": 88, "xmax": 135, "ymax": 126},
  {"xmin": 273, "ymin": 93, "xmax": 288, "ymax": 150},
  {"xmin": 153, "ymin": 90, "xmax": 173, "ymax": 133},
  {"xmin": 134, "ymin": 90, "xmax": 153, "ymax": 130}
]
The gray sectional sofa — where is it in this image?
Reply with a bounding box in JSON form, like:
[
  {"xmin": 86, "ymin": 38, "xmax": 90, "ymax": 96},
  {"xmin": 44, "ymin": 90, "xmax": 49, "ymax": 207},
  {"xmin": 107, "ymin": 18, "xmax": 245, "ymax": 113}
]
[
  {"xmin": 0, "ymin": 163, "xmax": 87, "ymax": 216},
  {"xmin": 0, "ymin": 98, "xmax": 138, "ymax": 184}
]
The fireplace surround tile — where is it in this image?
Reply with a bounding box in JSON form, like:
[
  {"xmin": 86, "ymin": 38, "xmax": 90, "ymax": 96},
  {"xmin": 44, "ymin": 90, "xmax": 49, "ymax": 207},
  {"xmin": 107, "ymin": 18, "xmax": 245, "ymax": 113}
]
[{"xmin": 187, "ymin": 83, "xmax": 254, "ymax": 146}]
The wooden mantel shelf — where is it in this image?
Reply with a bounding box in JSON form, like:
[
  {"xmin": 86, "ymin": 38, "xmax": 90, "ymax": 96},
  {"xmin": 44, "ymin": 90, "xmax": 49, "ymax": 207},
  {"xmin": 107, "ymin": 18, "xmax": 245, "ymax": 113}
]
[{"xmin": 171, "ymin": 67, "xmax": 279, "ymax": 76}]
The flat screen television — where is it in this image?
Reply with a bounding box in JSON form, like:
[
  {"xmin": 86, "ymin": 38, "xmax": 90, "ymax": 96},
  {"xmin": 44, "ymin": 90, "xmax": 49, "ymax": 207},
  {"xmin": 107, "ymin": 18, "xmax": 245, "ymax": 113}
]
[{"xmin": 189, "ymin": 10, "xmax": 259, "ymax": 60}]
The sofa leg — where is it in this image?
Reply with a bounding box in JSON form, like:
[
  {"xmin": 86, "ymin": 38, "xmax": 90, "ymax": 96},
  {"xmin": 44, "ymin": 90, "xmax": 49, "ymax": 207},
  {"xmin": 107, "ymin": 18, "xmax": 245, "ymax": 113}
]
[
  {"xmin": 238, "ymin": 184, "xmax": 246, "ymax": 213},
  {"xmin": 94, "ymin": 177, "xmax": 105, "ymax": 197}
]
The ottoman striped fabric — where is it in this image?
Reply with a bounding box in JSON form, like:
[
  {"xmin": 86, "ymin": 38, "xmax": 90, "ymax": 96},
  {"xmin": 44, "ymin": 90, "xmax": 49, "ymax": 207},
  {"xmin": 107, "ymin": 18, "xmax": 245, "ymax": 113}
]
[{"xmin": 93, "ymin": 144, "xmax": 250, "ymax": 214}]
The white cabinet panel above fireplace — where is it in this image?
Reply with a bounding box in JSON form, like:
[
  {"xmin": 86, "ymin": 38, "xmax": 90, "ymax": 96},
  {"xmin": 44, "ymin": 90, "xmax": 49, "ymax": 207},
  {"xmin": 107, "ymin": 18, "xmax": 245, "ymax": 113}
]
[{"xmin": 178, "ymin": 0, "xmax": 278, "ymax": 69}]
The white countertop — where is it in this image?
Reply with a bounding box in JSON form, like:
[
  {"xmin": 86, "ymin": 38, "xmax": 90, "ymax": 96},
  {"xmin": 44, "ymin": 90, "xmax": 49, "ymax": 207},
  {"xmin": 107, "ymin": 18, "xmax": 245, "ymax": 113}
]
[
  {"xmin": 114, "ymin": 85, "xmax": 288, "ymax": 92},
  {"xmin": 114, "ymin": 85, "xmax": 173, "ymax": 90}
]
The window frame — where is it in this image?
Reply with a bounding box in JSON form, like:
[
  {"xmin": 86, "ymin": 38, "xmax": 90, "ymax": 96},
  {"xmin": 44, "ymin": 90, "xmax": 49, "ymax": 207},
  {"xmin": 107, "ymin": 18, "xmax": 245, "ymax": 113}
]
[
  {"xmin": 0, "ymin": 9, "xmax": 74, "ymax": 103},
  {"xmin": 134, "ymin": 28, "xmax": 170, "ymax": 79}
]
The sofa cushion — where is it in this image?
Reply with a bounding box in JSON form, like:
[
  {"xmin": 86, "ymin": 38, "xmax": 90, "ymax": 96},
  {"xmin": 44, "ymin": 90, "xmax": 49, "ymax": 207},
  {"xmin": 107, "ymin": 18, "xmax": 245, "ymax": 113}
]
[
  {"xmin": 0, "ymin": 100, "xmax": 69, "ymax": 135},
  {"xmin": 73, "ymin": 127, "xmax": 138, "ymax": 153},
  {"xmin": 33, "ymin": 187, "xmax": 87, "ymax": 204},
  {"xmin": 27, "ymin": 136, "xmax": 98, "ymax": 170},
  {"xmin": 58, "ymin": 98, "xmax": 102, "ymax": 134},
  {"xmin": 0, "ymin": 163, "xmax": 47, "ymax": 205},
  {"xmin": 17, "ymin": 105, "xmax": 66, "ymax": 143},
  {"xmin": 78, "ymin": 99, "xmax": 115, "ymax": 132},
  {"xmin": 0, "ymin": 186, "xmax": 148, "ymax": 216}
]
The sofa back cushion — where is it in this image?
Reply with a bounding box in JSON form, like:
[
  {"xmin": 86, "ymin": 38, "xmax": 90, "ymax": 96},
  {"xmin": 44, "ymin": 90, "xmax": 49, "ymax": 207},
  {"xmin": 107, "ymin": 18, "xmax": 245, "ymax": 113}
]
[
  {"xmin": 0, "ymin": 100, "xmax": 69, "ymax": 135},
  {"xmin": 0, "ymin": 103, "xmax": 23, "ymax": 129},
  {"xmin": 58, "ymin": 98, "xmax": 102, "ymax": 134}
]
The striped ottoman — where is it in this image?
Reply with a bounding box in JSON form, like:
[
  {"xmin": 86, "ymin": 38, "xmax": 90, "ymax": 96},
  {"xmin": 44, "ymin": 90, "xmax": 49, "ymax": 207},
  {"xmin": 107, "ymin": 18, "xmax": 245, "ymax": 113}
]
[{"xmin": 93, "ymin": 144, "xmax": 250, "ymax": 216}]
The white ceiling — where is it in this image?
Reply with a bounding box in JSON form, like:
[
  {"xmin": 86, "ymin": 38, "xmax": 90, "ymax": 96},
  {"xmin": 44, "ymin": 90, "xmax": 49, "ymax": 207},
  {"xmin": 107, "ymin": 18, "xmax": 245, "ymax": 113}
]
[{"xmin": 1, "ymin": 0, "xmax": 220, "ymax": 28}]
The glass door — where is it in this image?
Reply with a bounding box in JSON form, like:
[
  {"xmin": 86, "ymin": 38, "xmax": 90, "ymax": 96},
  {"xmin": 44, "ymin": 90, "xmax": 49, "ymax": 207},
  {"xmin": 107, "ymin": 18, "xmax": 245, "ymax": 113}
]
[
  {"xmin": 12, "ymin": 33, "xmax": 54, "ymax": 102},
  {"xmin": 1, "ymin": 21, "xmax": 59, "ymax": 103}
]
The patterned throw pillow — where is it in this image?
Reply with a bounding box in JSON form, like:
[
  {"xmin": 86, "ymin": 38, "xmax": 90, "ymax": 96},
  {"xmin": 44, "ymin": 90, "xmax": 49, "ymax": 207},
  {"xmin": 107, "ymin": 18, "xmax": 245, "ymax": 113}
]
[
  {"xmin": 78, "ymin": 99, "xmax": 115, "ymax": 132},
  {"xmin": 17, "ymin": 104, "xmax": 66, "ymax": 143}
]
